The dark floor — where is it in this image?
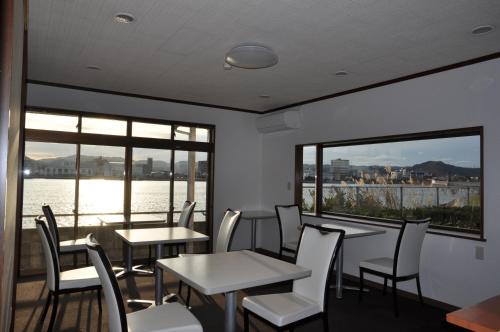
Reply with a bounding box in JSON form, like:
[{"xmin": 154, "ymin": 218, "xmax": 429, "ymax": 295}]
[{"xmin": 14, "ymin": 266, "xmax": 467, "ymax": 332}]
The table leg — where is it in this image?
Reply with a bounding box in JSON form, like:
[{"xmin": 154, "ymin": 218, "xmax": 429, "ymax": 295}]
[
  {"xmin": 155, "ymin": 244, "xmax": 164, "ymax": 305},
  {"xmin": 251, "ymin": 219, "xmax": 256, "ymax": 251},
  {"xmin": 336, "ymin": 243, "xmax": 344, "ymax": 299},
  {"xmin": 225, "ymin": 291, "xmax": 237, "ymax": 332}
]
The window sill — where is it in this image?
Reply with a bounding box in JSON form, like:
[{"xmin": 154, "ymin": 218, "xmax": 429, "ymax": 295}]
[{"xmin": 301, "ymin": 213, "xmax": 486, "ymax": 242}]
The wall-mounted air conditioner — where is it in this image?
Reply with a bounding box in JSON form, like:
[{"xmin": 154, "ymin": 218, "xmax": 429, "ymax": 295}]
[{"xmin": 256, "ymin": 109, "xmax": 301, "ymax": 133}]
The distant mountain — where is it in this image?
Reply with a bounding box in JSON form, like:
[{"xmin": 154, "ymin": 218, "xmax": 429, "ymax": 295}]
[{"xmin": 410, "ymin": 161, "xmax": 480, "ymax": 178}]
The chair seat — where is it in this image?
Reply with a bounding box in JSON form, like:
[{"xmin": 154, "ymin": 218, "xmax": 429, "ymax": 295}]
[
  {"xmin": 60, "ymin": 238, "xmax": 87, "ymax": 253},
  {"xmin": 360, "ymin": 257, "xmax": 394, "ymax": 275},
  {"xmin": 243, "ymin": 292, "xmax": 321, "ymax": 327},
  {"xmin": 283, "ymin": 241, "xmax": 298, "ymax": 251},
  {"xmin": 127, "ymin": 302, "xmax": 202, "ymax": 332},
  {"xmin": 59, "ymin": 266, "xmax": 101, "ymax": 290}
]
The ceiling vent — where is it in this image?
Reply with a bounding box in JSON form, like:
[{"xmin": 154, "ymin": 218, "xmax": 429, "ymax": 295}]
[{"xmin": 256, "ymin": 109, "xmax": 301, "ymax": 134}]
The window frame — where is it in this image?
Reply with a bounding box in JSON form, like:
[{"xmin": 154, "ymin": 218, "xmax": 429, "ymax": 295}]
[
  {"xmin": 295, "ymin": 127, "xmax": 484, "ymax": 240},
  {"xmin": 21, "ymin": 106, "xmax": 215, "ymax": 247}
]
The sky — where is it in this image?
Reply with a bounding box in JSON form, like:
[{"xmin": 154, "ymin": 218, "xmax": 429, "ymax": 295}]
[{"xmin": 303, "ymin": 135, "xmax": 481, "ymax": 168}]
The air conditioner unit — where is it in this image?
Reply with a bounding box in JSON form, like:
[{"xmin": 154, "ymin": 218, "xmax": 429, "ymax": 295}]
[{"xmin": 256, "ymin": 109, "xmax": 301, "ymax": 133}]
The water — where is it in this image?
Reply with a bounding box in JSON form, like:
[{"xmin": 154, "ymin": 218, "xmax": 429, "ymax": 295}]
[{"xmin": 22, "ymin": 178, "xmax": 207, "ymax": 228}]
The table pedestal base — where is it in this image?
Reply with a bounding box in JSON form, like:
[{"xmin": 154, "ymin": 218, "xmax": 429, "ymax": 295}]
[{"xmin": 225, "ymin": 291, "xmax": 237, "ymax": 332}]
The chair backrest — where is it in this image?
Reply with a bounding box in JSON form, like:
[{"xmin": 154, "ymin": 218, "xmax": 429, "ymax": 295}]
[
  {"xmin": 275, "ymin": 204, "xmax": 302, "ymax": 246},
  {"xmin": 394, "ymin": 218, "xmax": 430, "ymax": 277},
  {"xmin": 42, "ymin": 205, "xmax": 61, "ymax": 253},
  {"xmin": 214, "ymin": 209, "xmax": 241, "ymax": 253},
  {"xmin": 35, "ymin": 217, "xmax": 60, "ymax": 292},
  {"xmin": 178, "ymin": 201, "xmax": 196, "ymax": 228},
  {"xmin": 86, "ymin": 234, "xmax": 127, "ymax": 332},
  {"xmin": 292, "ymin": 224, "xmax": 344, "ymax": 312}
]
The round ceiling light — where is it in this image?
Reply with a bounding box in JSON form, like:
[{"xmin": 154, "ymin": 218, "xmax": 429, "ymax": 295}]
[
  {"xmin": 472, "ymin": 25, "xmax": 494, "ymax": 35},
  {"xmin": 225, "ymin": 43, "xmax": 278, "ymax": 69},
  {"xmin": 114, "ymin": 13, "xmax": 135, "ymax": 24}
]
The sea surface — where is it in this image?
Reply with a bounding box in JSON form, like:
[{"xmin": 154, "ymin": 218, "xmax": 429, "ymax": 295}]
[{"xmin": 22, "ymin": 178, "xmax": 207, "ymax": 228}]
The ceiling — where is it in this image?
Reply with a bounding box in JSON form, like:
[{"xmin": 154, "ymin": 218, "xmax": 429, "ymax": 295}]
[{"xmin": 28, "ymin": 0, "xmax": 500, "ymax": 112}]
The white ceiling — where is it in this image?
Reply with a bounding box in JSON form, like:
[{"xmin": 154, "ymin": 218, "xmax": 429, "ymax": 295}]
[{"xmin": 28, "ymin": 0, "xmax": 500, "ymax": 112}]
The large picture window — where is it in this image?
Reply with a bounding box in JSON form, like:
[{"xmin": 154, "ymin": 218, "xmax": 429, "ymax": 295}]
[
  {"xmin": 296, "ymin": 127, "xmax": 483, "ymax": 238},
  {"xmin": 22, "ymin": 108, "xmax": 214, "ymax": 233}
]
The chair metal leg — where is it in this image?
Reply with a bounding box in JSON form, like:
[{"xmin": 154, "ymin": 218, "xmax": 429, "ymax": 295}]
[
  {"xmin": 85, "ymin": 251, "xmax": 89, "ymax": 266},
  {"xmin": 38, "ymin": 291, "xmax": 52, "ymax": 325},
  {"xmin": 48, "ymin": 292, "xmax": 59, "ymax": 331},
  {"xmin": 244, "ymin": 309, "xmax": 250, "ymax": 332},
  {"xmin": 416, "ymin": 276, "xmax": 424, "ymax": 305},
  {"xmin": 97, "ymin": 288, "xmax": 102, "ymax": 311},
  {"xmin": 186, "ymin": 285, "xmax": 192, "ymax": 307},
  {"xmin": 383, "ymin": 277, "xmax": 387, "ymax": 296},
  {"xmin": 392, "ymin": 280, "xmax": 399, "ymax": 317},
  {"xmin": 358, "ymin": 268, "xmax": 364, "ymax": 302}
]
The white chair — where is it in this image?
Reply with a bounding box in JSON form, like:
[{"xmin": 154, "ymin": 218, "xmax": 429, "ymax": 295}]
[
  {"xmin": 35, "ymin": 217, "xmax": 102, "ymax": 331},
  {"xmin": 275, "ymin": 204, "xmax": 302, "ymax": 258},
  {"xmin": 359, "ymin": 218, "xmax": 430, "ymax": 317},
  {"xmin": 85, "ymin": 233, "xmax": 203, "ymax": 332},
  {"xmin": 179, "ymin": 208, "xmax": 242, "ymax": 306},
  {"xmin": 148, "ymin": 201, "xmax": 197, "ymax": 261},
  {"xmin": 42, "ymin": 204, "xmax": 88, "ymax": 266},
  {"xmin": 242, "ymin": 224, "xmax": 345, "ymax": 332}
]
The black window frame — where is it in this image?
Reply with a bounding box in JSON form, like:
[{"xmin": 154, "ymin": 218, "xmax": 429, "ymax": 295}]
[
  {"xmin": 20, "ymin": 106, "xmax": 216, "ymax": 247},
  {"xmin": 295, "ymin": 127, "xmax": 484, "ymax": 240}
]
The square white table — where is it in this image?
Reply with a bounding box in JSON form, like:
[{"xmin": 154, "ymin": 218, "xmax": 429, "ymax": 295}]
[
  {"xmin": 318, "ymin": 221, "xmax": 386, "ymax": 298},
  {"xmin": 241, "ymin": 210, "xmax": 276, "ymax": 251},
  {"xmin": 100, "ymin": 214, "xmax": 167, "ymax": 277},
  {"xmin": 156, "ymin": 250, "xmax": 311, "ymax": 332},
  {"xmin": 115, "ymin": 227, "xmax": 209, "ymax": 305}
]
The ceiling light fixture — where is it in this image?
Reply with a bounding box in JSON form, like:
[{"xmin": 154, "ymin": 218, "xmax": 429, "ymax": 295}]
[
  {"xmin": 114, "ymin": 13, "xmax": 135, "ymax": 24},
  {"xmin": 471, "ymin": 25, "xmax": 494, "ymax": 35},
  {"xmin": 334, "ymin": 70, "xmax": 348, "ymax": 76},
  {"xmin": 86, "ymin": 65, "xmax": 101, "ymax": 71},
  {"xmin": 225, "ymin": 43, "xmax": 278, "ymax": 69}
]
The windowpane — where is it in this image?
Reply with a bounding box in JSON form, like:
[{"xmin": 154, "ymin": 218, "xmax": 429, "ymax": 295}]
[
  {"xmin": 25, "ymin": 112, "xmax": 78, "ymax": 132},
  {"xmin": 302, "ymin": 146, "xmax": 316, "ymax": 214},
  {"xmin": 81, "ymin": 117, "xmax": 127, "ymax": 136},
  {"xmin": 173, "ymin": 151, "xmax": 208, "ymax": 218},
  {"xmin": 131, "ymin": 148, "xmax": 171, "ymax": 214},
  {"xmin": 173, "ymin": 126, "xmax": 209, "ymax": 142},
  {"xmin": 132, "ymin": 122, "xmax": 171, "ymax": 139},
  {"xmin": 78, "ymin": 145, "xmax": 125, "ymax": 217},
  {"xmin": 22, "ymin": 142, "xmax": 77, "ymax": 229},
  {"xmin": 317, "ymin": 133, "xmax": 481, "ymax": 233}
]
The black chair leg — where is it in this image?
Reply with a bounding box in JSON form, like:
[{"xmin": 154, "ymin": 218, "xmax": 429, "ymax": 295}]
[
  {"xmin": 39, "ymin": 291, "xmax": 52, "ymax": 325},
  {"xmin": 186, "ymin": 285, "xmax": 192, "ymax": 307},
  {"xmin": 97, "ymin": 288, "xmax": 102, "ymax": 311},
  {"xmin": 178, "ymin": 280, "xmax": 183, "ymax": 296},
  {"xmin": 48, "ymin": 292, "xmax": 59, "ymax": 331},
  {"xmin": 416, "ymin": 276, "xmax": 424, "ymax": 305},
  {"xmin": 383, "ymin": 277, "xmax": 387, "ymax": 296},
  {"xmin": 358, "ymin": 268, "xmax": 364, "ymax": 302},
  {"xmin": 85, "ymin": 251, "xmax": 89, "ymax": 266},
  {"xmin": 323, "ymin": 312, "xmax": 329, "ymax": 332},
  {"xmin": 244, "ymin": 309, "xmax": 249, "ymax": 332},
  {"xmin": 392, "ymin": 280, "xmax": 399, "ymax": 317}
]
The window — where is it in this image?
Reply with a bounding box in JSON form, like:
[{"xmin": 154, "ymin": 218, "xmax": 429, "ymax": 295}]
[
  {"xmin": 296, "ymin": 128, "xmax": 483, "ymax": 238},
  {"xmin": 22, "ymin": 108, "xmax": 214, "ymax": 231}
]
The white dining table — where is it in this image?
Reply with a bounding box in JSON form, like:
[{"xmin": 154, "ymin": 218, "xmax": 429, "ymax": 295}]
[
  {"xmin": 240, "ymin": 210, "xmax": 276, "ymax": 251},
  {"xmin": 156, "ymin": 250, "xmax": 311, "ymax": 332},
  {"xmin": 318, "ymin": 221, "xmax": 386, "ymax": 298}
]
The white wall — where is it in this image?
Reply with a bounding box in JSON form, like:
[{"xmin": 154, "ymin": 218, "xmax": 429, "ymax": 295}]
[
  {"xmin": 258, "ymin": 58, "xmax": 500, "ymax": 307},
  {"xmin": 26, "ymin": 83, "xmax": 262, "ymax": 250}
]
